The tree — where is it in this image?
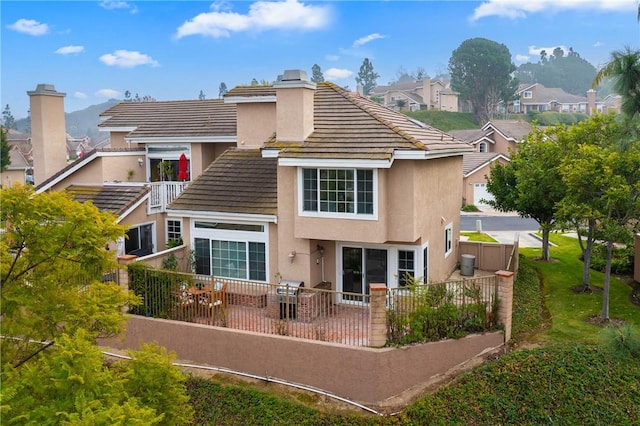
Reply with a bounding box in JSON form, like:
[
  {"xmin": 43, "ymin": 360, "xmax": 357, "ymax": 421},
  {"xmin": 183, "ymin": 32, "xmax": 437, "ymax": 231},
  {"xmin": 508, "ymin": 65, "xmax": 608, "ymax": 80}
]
[
  {"xmin": 0, "ymin": 186, "xmax": 133, "ymax": 365},
  {"xmin": 311, "ymin": 64, "xmax": 324, "ymax": 83},
  {"xmin": 3, "ymin": 104, "xmax": 17, "ymax": 129},
  {"xmin": 1, "ymin": 126, "xmax": 11, "ymax": 172},
  {"xmin": 124, "ymin": 90, "xmax": 132, "ymax": 102},
  {"xmin": 449, "ymin": 38, "xmax": 517, "ymax": 124},
  {"xmin": 218, "ymin": 82, "xmax": 228, "ymax": 98},
  {"xmin": 555, "ymin": 113, "xmax": 630, "ymax": 292},
  {"xmin": 486, "ymin": 127, "xmax": 566, "ymax": 260},
  {"xmin": 355, "ymin": 58, "xmax": 380, "ymax": 95},
  {"xmin": 1, "ymin": 330, "xmax": 193, "ymax": 424},
  {"xmin": 198, "ymin": 90, "xmax": 206, "ymax": 100},
  {"xmin": 592, "ymin": 46, "xmax": 640, "ymax": 119}
]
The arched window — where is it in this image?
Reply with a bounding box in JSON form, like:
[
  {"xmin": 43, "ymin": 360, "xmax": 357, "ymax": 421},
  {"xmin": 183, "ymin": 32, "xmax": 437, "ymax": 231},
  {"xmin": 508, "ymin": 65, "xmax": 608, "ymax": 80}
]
[{"xmin": 478, "ymin": 142, "xmax": 487, "ymax": 153}]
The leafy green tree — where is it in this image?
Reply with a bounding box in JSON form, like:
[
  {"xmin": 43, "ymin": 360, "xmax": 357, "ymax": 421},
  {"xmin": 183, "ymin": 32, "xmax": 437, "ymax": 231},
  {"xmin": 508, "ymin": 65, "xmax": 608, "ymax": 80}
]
[
  {"xmin": 0, "ymin": 185, "xmax": 134, "ymax": 365},
  {"xmin": 449, "ymin": 38, "xmax": 518, "ymax": 124},
  {"xmin": 555, "ymin": 113, "xmax": 630, "ymax": 292},
  {"xmin": 218, "ymin": 82, "xmax": 228, "ymax": 98},
  {"xmin": 311, "ymin": 64, "xmax": 324, "ymax": 83},
  {"xmin": 355, "ymin": 58, "xmax": 380, "ymax": 95},
  {"xmin": 1, "ymin": 330, "xmax": 193, "ymax": 424},
  {"xmin": 1, "ymin": 126, "xmax": 11, "ymax": 172},
  {"xmin": 2, "ymin": 104, "xmax": 17, "ymax": 129},
  {"xmin": 592, "ymin": 46, "xmax": 640, "ymax": 119},
  {"xmin": 486, "ymin": 127, "xmax": 566, "ymax": 260}
]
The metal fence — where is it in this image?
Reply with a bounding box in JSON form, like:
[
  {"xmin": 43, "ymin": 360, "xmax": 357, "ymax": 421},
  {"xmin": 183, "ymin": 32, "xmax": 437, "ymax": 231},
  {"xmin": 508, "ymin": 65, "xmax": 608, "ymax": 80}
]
[
  {"xmin": 386, "ymin": 275, "xmax": 500, "ymax": 346},
  {"xmin": 127, "ymin": 267, "xmax": 371, "ymax": 346}
]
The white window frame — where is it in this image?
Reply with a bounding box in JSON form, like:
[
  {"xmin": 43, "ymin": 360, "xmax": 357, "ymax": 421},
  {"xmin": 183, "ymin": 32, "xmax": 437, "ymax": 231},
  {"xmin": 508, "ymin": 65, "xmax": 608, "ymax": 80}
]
[
  {"xmin": 166, "ymin": 218, "xmax": 183, "ymax": 244},
  {"xmin": 523, "ymin": 91, "xmax": 532, "ymax": 99},
  {"xmin": 145, "ymin": 144, "xmax": 191, "ymax": 182},
  {"xmin": 444, "ymin": 222, "xmax": 453, "ymax": 258},
  {"xmin": 191, "ymin": 220, "xmax": 269, "ymax": 282},
  {"xmin": 298, "ymin": 167, "xmax": 378, "ymax": 220},
  {"xmin": 125, "ymin": 221, "xmax": 156, "ymax": 256},
  {"xmin": 478, "ymin": 142, "xmax": 487, "ymax": 153}
]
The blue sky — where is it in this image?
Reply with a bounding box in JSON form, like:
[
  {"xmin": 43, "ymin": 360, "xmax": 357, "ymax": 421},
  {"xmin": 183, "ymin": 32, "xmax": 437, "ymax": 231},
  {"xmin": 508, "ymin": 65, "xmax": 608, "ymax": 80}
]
[{"xmin": 2, "ymin": 0, "xmax": 638, "ymax": 119}]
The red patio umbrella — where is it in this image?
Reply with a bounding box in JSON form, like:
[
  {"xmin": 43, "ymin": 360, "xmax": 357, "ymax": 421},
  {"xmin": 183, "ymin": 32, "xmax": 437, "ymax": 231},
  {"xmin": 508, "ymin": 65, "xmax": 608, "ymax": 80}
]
[{"xmin": 178, "ymin": 153, "xmax": 189, "ymax": 181}]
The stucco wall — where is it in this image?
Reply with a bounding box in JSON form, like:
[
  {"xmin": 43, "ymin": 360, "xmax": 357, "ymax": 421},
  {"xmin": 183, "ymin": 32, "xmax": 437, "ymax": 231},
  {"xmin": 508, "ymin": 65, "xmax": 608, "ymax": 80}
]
[
  {"xmin": 101, "ymin": 316, "xmax": 503, "ymax": 405},
  {"xmin": 237, "ymin": 103, "xmax": 276, "ymax": 148},
  {"xmin": 1, "ymin": 169, "xmax": 27, "ymax": 187}
]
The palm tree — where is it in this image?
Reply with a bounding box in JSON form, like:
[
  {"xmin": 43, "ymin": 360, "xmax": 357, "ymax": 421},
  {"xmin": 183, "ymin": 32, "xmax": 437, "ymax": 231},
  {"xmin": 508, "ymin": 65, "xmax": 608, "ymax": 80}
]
[{"xmin": 592, "ymin": 46, "xmax": 640, "ymax": 119}]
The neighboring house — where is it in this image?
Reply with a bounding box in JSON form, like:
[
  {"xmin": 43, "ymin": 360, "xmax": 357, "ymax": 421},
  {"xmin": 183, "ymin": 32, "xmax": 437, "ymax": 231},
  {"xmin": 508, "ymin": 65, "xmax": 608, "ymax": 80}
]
[
  {"xmin": 462, "ymin": 152, "xmax": 510, "ymax": 207},
  {"xmin": 370, "ymin": 76, "xmax": 459, "ymax": 112},
  {"xmin": 0, "ymin": 145, "xmax": 31, "ymax": 187},
  {"xmin": 511, "ymin": 83, "xmax": 621, "ymax": 115},
  {"xmin": 450, "ymin": 120, "xmax": 532, "ymax": 156},
  {"xmin": 28, "ymin": 70, "xmax": 472, "ymax": 297}
]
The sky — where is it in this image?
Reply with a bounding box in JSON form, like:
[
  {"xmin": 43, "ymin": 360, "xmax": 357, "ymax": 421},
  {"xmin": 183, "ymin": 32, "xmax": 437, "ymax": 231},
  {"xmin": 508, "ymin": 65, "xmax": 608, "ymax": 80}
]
[{"xmin": 2, "ymin": 0, "xmax": 639, "ymax": 119}]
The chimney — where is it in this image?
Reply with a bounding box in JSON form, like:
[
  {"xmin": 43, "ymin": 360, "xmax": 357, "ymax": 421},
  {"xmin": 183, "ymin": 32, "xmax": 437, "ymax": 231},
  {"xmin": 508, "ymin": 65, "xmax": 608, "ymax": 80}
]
[
  {"xmin": 422, "ymin": 77, "xmax": 432, "ymax": 109},
  {"xmin": 27, "ymin": 84, "xmax": 67, "ymax": 185},
  {"xmin": 273, "ymin": 70, "xmax": 316, "ymax": 143},
  {"xmin": 587, "ymin": 89, "xmax": 596, "ymax": 116}
]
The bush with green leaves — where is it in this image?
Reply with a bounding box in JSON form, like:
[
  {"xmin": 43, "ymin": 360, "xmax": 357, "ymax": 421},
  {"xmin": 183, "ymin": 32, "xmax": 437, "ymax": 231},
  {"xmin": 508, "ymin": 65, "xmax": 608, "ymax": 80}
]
[{"xmin": 127, "ymin": 262, "xmax": 192, "ymax": 318}]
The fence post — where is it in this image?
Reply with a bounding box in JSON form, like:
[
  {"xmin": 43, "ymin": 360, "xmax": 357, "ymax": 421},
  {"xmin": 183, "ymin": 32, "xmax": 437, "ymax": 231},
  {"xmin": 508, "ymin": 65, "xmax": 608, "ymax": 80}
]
[
  {"xmin": 369, "ymin": 283, "xmax": 387, "ymax": 347},
  {"xmin": 495, "ymin": 270, "xmax": 514, "ymax": 343},
  {"xmin": 117, "ymin": 255, "xmax": 138, "ymax": 312}
]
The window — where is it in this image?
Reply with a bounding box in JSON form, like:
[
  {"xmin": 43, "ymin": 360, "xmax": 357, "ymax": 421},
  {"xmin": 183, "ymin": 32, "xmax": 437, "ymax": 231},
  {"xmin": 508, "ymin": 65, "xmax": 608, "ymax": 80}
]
[
  {"xmin": 423, "ymin": 246, "xmax": 429, "ymax": 282},
  {"xmin": 192, "ymin": 221, "xmax": 268, "ymax": 281},
  {"xmin": 125, "ymin": 223, "xmax": 154, "ymax": 256},
  {"xmin": 478, "ymin": 142, "xmax": 487, "ymax": 153},
  {"xmin": 444, "ymin": 223, "xmax": 453, "ymax": 257},
  {"xmin": 397, "ymin": 250, "xmax": 415, "ymax": 287},
  {"xmin": 523, "ymin": 91, "xmax": 532, "ymax": 99},
  {"xmin": 146, "ymin": 145, "xmax": 190, "ymax": 182},
  {"xmin": 302, "ymin": 168, "xmax": 374, "ymax": 216},
  {"xmin": 167, "ymin": 219, "xmax": 182, "ymax": 243}
]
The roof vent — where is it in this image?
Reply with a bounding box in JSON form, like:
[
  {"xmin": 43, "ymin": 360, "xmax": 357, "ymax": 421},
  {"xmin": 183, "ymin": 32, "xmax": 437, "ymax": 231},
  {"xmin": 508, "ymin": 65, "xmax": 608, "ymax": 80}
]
[{"xmin": 281, "ymin": 69, "xmax": 309, "ymax": 82}]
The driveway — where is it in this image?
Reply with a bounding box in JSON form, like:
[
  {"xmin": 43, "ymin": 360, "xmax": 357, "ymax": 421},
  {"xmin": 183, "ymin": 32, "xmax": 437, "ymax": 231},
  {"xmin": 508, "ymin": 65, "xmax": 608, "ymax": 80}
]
[{"xmin": 461, "ymin": 208, "xmax": 542, "ymax": 248}]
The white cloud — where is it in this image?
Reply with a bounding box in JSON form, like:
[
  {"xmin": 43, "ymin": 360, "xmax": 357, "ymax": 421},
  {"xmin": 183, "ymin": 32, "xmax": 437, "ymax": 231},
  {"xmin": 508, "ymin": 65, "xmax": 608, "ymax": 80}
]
[
  {"xmin": 99, "ymin": 0, "xmax": 138, "ymax": 13},
  {"xmin": 593, "ymin": 41, "xmax": 604, "ymax": 47},
  {"xmin": 99, "ymin": 50, "xmax": 159, "ymax": 68},
  {"xmin": 7, "ymin": 19, "xmax": 49, "ymax": 36},
  {"xmin": 74, "ymin": 91, "xmax": 88, "ymax": 99},
  {"xmin": 470, "ymin": 0, "xmax": 635, "ymax": 21},
  {"xmin": 95, "ymin": 89, "xmax": 121, "ymax": 99},
  {"xmin": 352, "ymin": 33, "xmax": 386, "ymax": 48},
  {"xmin": 515, "ymin": 54, "xmax": 530, "ymax": 63},
  {"xmin": 55, "ymin": 45, "xmax": 85, "ymax": 55},
  {"xmin": 325, "ymin": 54, "xmax": 340, "ymax": 61},
  {"xmin": 175, "ymin": 0, "xmax": 331, "ymax": 38},
  {"xmin": 325, "ymin": 68, "xmax": 353, "ymax": 80},
  {"xmin": 529, "ymin": 45, "xmax": 568, "ymax": 57}
]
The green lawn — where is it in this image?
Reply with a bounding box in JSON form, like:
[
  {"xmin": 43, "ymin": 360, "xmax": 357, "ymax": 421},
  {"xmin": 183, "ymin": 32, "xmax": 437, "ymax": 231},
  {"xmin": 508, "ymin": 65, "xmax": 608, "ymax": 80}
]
[
  {"xmin": 460, "ymin": 231, "xmax": 497, "ymax": 243},
  {"xmin": 520, "ymin": 233, "xmax": 639, "ymax": 344}
]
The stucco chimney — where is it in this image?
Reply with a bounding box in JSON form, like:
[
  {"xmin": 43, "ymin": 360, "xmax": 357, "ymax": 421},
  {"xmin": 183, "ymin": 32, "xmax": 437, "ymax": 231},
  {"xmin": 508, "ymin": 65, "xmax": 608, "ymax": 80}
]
[
  {"xmin": 587, "ymin": 89, "xmax": 596, "ymax": 116},
  {"xmin": 273, "ymin": 70, "xmax": 316, "ymax": 142},
  {"xmin": 27, "ymin": 84, "xmax": 67, "ymax": 185},
  {"xmin": 422, "ymin": 77, "xmax": 432, "ymax": 109}
]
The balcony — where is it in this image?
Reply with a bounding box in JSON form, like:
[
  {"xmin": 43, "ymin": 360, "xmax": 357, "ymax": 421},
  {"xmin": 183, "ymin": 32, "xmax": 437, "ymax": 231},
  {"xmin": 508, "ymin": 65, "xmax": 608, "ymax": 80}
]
[{"xmin": 148, "ymin": 181, "xmax": 189, "ymax": 213}]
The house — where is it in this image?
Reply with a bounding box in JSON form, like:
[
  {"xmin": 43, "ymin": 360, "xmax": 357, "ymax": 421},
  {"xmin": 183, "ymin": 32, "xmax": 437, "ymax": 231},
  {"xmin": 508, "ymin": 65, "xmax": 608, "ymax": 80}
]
[
  {"xmin": 29, "ymin": 70, "xmax": 472, "ymax": 296},
  {"xmin": 462, "ymin": 152, "xmax": 510, "ymax": 207},
  {"xmin": 512, "ymin": 83, "xmax": 621, "ymax": 115},
  {"xmin": 369, "ymin": 76, "xmax": 459, "ymax": 112},
  {"xmin": 0, "ymin": 144, "xmax": 31, "ymax": 187},
  {"xmin": 450, "ymin": 120, "xmax": 533, "ymax": 156}
]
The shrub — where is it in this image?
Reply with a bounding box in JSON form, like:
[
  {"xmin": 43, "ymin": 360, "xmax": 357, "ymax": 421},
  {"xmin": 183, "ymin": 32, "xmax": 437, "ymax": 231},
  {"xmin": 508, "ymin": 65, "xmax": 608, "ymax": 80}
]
[
  {"xmin": 461, "ymin": 204, "xmax": 480, "ymax": 212},
  {"xmin": 589, "ymin": 243, "xmax": 634, "ymax": 275},
  {"xmin": 601, "ymin": 323, "xmax": 640, "ymax": 361}
]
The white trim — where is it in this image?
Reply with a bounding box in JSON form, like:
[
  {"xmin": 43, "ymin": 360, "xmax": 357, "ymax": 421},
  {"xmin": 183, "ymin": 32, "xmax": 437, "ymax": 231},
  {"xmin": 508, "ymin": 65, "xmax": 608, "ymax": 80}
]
[
  {"xmin": 166, "ymin": 209, "xmax": 278, "ymax": 224},
  {"xmin": 444, "ymin": 222, "xmax": 453, "ymax": 258},
  {"xmin": 464, "ymin": 153, "xmax": 510, "ymax": 178},
  {"xmin": 166, "ymin": 218, "xmax": 183, "ymax": 243},
  {"xmin": 297, "ymin": 167, "xmax": 379, "ymax": 221},
  {"xmin": 224, "ymin": 95, "xmax": 277, "ymax": 104},
  {"xmin": 126, "ymin": 136, "xmax": 236, "ymax": 144},
  {"xmin": 126, "ymin": 221, "xmax": 157, "ymax": 255},
  {"xmin": 280, "ymin": 157, "xmax": 393, "ymax": 169},
  {"xmin": 117, "ymin": 192, "xmax": 149, "ymax": 224},
  {"xmin": 261, "ymin": 149, "xmax": 280, "ymax": 158},
  {"xmin": 393, "ymin": 147, "xmax": 473, "ymax": 160},
  {"xmin": 99, "ymin": 126, "xmax": 137, "ymax": 133}
]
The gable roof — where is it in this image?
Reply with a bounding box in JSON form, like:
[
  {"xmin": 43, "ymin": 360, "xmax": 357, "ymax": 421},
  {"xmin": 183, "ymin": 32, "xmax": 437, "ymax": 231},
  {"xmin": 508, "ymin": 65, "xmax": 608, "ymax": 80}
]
[
  {"xmin": 448, "ymin": 128, "xmax": 485, "ymax": 144},
  {"xmin": 482, "ymin": 120, "xmax": 532, "ymax": 141},
  {"xmin": 168, "ymin": 148, "xmax": 277, "ymax": 217},
  {"xmin": 64, "ymin": 184, "xmax": 149, "ymax": 219},
  {"xmin": 267, "ymin": 83, "xmax": 471, "ymax": 161},
  {"xmin": 99, "ymin": 99, "xmax": 237, "ymax": 140},
  {"xmin": 463, "ymin": 152, "xmax": 509, "ymax": 177},
  {"xmin": 518, "ymin": 83, "xmax": 587, "ymax": 104}
]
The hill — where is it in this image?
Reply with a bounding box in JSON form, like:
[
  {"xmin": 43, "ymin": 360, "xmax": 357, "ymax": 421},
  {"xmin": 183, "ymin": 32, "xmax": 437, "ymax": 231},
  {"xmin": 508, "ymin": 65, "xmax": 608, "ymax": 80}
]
[
  {"xmin": 15, "ymin": 99, "xmax": 120, "ymax": 142},
  {"xmin": 403, "ymin": 110, "xmax": 478, "ymax": 132}
]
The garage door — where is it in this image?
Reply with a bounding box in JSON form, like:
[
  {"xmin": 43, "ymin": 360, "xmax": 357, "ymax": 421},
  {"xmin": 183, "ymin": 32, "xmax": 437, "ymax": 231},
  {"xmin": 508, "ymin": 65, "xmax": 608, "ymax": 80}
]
[{"xmin": 474, "ymin": 183, "xmax": 494, "ymax": 207}]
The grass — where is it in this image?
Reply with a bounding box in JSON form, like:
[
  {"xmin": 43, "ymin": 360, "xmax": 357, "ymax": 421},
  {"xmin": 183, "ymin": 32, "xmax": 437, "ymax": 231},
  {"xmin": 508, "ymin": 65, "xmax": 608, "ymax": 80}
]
[
  {"xmin": 403, "ymin": 110, "xmax": 477, "ymax": 132},
  {"xmin": 180, "ymin": 233, "xmax": 640, "ymax": 424},
  {"xmin": 520, "ymin": 233, "xmax": 640, "ymax": 344},
  {"xmin": 460, "ymin": 231, "xmax": 497, "ymax": 243}
]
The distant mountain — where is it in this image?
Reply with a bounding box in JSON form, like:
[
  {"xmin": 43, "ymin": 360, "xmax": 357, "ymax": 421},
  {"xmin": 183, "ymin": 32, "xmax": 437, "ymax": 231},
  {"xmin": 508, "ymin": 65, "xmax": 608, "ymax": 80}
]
[{"xmin": 15, "ymin": 99, "xmax": 121, "ymax": 142}]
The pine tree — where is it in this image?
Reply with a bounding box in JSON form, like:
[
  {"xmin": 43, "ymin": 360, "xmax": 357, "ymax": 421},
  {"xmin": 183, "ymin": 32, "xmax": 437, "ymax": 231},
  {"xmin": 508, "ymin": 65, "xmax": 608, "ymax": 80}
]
[
  {"xmin": 218, "ymin": 82, "xmax": 228, "ymax": 98},
  {"xmin": 198, "ymin": 90, "xmax": 206, "ymax": 100},
  {"xmin": 2, "ymin": 105, "xmax": 16, "ymax": 130},
  {"xmin": 355, "ymin": 58, "xmax": 380, "ymax": 95},
  {"xmin": 1, "ymin": 126, "xmax": 11, "ymax": 172},
  {"xmin": 311, "ymin": 64, "xmax": 324, "ymax": 83}
]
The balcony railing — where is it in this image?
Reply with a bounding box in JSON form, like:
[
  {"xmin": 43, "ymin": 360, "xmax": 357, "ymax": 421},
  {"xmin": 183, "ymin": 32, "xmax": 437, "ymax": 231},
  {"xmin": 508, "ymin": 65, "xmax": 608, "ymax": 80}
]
[{"xmin": 148, "ymin": 181, "xmax": 188, "ymax": 212}]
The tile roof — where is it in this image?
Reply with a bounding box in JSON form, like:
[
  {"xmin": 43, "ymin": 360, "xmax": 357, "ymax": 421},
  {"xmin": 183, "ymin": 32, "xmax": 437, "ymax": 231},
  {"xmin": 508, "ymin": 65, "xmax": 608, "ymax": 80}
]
[
  {"xmin": 449, "ymin": 128, "xmax": 486, "ymax": 143},
  {"xmin": 268, "ymin": 83, "xmax": 470, "ymax": 160},
  {"xmin": 224, "ymin": 86, "xmax": 277, "ymax": 98},
  {"xmin": 99, "ymin": 99, "xmax": 237, "ymax": 139},
  {"xmin": 463, "ymin": 152, "xmax": 507, "ymax": 176},
  {"xmin": 168, "ymin": 148, "xmax": 277, "ymax": 216},
  {"xmin": 484, "ymin": 120, "xmax": 533, "ymax": 140},
  {"xmin": 65, "ymin": 184, "xmax": 149, "ymax": 216}
]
